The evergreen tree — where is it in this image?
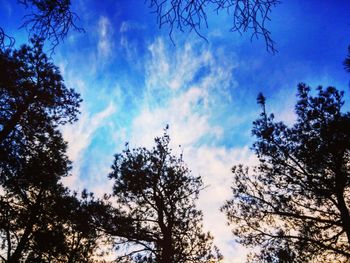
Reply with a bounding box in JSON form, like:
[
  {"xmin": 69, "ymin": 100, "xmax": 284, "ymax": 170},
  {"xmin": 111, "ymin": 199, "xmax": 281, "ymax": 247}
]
[
  {"xmin": 0, "ymin": 38, "xmax": 104, "ymax": 262},
  {"xmin": 0, "ymin": 37, "xmax": 81, "ymax": 144},
  {"xmin": 0, "ymin": 123, "xmax": 105, "ymax": 262},
  {"xmin": 222, "ymin": 84, "xmax": 350, "ymax": 262},
  {"xmin": 109, "ymin": 130, "xmax": 222, "ymax": 263},
  {"xmin": 0, "ymin": 37, "xmax": 81, "ymax": 180}
]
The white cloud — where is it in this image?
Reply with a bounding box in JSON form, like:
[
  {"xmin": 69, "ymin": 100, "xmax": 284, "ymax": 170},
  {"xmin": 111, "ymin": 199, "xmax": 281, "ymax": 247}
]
[
  {"xmin": 119, "ymin": 21, "xmax": 145, "ymax": 33},
  {"xmin": 146, "ymin": 38, "xmax": 234, "ymax": 93},
  {"xmin": 186, "ymin": 145, "xmax": 258, "ymax": 263},
  {"xmin": 59, "ymin": 34, "xmax": 254, "ymax": 261},
  {"xmin": 122, "ymin": 38, "xmax": 253, "ymax": 262},
  {"xmin": 120, "ymin": 21, "xmax": 132, "ymax": 33},
  {"xmin": 269, "ymin": 87, "xmax": 297, "ymax": 126},
  {"xmin": 120, "ymin": 35, "xmax": 138, "ymax": 65},
  {"xmin": 61, "ymin": 102, "xmax": 116, "ymax": 190},
  {"xmin": 98, "ymin": 16, "xmax": 113, "ymax": 57},
  {"xmin": 130, "ymin": 86, "xmax": 222, "ymax": 148},
  {"xmin": 119, "ymin": 21, "xmax": 146, "ymax": 69}
]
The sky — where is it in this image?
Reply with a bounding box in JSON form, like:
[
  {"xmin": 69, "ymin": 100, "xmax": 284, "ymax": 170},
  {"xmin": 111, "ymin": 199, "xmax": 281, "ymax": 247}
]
[{"xmin": 1, "ymin": 0, "xmax": 350, "ymax": 262}]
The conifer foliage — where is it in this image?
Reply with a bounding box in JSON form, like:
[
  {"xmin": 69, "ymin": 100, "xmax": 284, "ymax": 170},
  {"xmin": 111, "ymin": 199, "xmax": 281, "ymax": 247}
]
[
  {"xmin": 109, "ymin": 130, "xmax": 222, "ymax": 263},
  {"xmin": 222, "ymin": 84, "xmax": 350, "ymax": 262},
  {"xmin": 0, "ymin": 39, "xmax": 102, "ymax": 262}
]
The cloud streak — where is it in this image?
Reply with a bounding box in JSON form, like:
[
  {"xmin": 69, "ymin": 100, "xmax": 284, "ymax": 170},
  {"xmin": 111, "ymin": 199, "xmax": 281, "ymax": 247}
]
[
  {"xmin": 98, "ymin": 16, "xmax": 113, "ymax": 58},
  {"xmin": 61, "ymin": 101, "xmax": 116, "ymax": 190}
]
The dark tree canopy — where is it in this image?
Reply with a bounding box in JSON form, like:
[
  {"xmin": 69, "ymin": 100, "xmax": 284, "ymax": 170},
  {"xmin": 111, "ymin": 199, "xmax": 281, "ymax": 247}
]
[
  {"xmin": 0, "ymin": 37, "xmax": 80, "ymax": 194},
  {"xmin": 0, "ymin": 132, "xmax": 103, "ymax": 262},
  {"xmin": 146, "ymin": 0, "xmax": 279, "ymax": 52},
  {"xmin": 0, "ymin": 36, "xmax": 105, "ymax": 262},
  {"xmin": 0, "ymin": 37, "xmax": 81, "ymax": 161},
  {"xmin": 108, "ymin": 130, "xmax": 222, "ymax": 263},
  {"xmin": 222, "ymin": 84, "xmax": 350, "ymax": 262}
]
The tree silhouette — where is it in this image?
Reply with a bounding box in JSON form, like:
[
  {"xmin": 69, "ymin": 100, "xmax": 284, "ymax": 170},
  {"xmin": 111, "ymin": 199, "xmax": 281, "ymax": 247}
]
[
  {"xmin": 0, "ymin": 36, "xmax": 106, "ymax": 262},
  {"xmin": 222, "ymin": 84, "xmax": 350, "ymax": 262},
  {"xmin": 146, "ymin": 0, "xmax": 279, "ymax": 52},
  {"xmin": 0, "ymin": 37, "xmax": 81, "ymax": 162},
  {"xmin": 19, "ymin": 0, "xmax": 83, "ymax": 49},
  {"xmin": 0, "ymin": 124, "xmax": 104, "ymax": 262},
  {"xmin": 108, "ymin": 130, "xmax": 222, "ymax": 262},
  {"xmin": 0, "ymin": 0, "xmax": 82, "ymax": 50}
]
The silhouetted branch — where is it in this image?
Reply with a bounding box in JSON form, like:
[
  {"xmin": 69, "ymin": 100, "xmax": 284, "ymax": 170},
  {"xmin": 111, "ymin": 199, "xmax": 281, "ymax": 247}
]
[
  {"xmin": 0, "ymin": 27, "xmax": 15, "ymax": 50},
  {"xmin": 146, "ymin": 0, "xmax": 279, "ymax": 52},
  {"xmin": 222, "ymin": 84, "xmax": 350, "ymax": 262},
  {"xmin": 18, "ymin": 0, "xmax": 84, "ymax": 51}
]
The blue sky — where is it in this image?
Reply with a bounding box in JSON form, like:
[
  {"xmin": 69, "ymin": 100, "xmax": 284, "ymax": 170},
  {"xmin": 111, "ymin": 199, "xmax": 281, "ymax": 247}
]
[{"xmin": 1, "ymin": 0, "xmax": 350, "ymax": 261}]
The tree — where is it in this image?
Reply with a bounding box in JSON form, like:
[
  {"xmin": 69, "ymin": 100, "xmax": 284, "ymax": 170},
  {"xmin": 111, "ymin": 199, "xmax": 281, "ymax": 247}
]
[
  {"xmin": 0, "ymin": 122, "xmax": 104, "ymax": 262},
  {"xmin": 221, "ymin": 84, "xmax": 350, "ymax": 262},
  {"xmin": 0, "ymin": 36, "xmax": 106, "ymax": 262},
  {"xmin": 0, "ymin": 37, "xmax": 81, "ymax": 161},
  {"xmin": 0, "ymin": 0, "xmax": 82, "ymax": 50},
  {"xmin": 146, "ymin": 0, "xmax": 279, "ymax": 52},
  {"xmin": 108, "ymin": 130, "xmax": 222, "ymax": 262}
]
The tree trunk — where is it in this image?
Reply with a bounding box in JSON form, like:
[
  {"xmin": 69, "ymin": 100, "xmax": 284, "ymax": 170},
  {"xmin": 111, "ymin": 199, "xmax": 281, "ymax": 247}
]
[
  {"xmin": 8, "ymin": 189, "xmax": 42, "ymax": 263},
  {"xmin": 7, "ymin": 224, "xmax": 32, "ymax": 263},
  {"xmin": 335, "ymin": 166, "xmax": 350, "ymax": 244},
  {"xmin": 336, "ymin": 191, "xmax": 350, "ymax": 243},
  {"xmin": 160, "ymin": 233, "xmax": 174, "ymax": 263}
]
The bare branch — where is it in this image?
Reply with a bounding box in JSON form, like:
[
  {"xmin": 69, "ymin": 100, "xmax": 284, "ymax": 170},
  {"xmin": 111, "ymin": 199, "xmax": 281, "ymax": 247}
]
[
  {"xmin": 19, "ymin": 0, "xmax": 84, "ymax": 52},
  {"xmin": 146, "ymin": 0, "xmax": 279, "ymax": 52}
]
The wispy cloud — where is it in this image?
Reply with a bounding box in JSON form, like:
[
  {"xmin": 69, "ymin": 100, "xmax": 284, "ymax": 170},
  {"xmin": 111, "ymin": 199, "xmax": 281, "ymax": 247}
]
[
  {"xmin": 186, "ymin": 145, "xmax": 257, "ymax": 262},
  {"xmin": 146, "ymin": 38, "xmax": 235, "ymax": 93},
  {"xmin": 122, "ymin": 38, "xmax": 252, "ymax": 262},
  {"xmin": 61, "ymin": 102, "xmax": 116, "ymax": 190},
  {"xmin": 98, "ymin": 16, "xmax": 113, "ymax": 58},
  {"xmin": 59, "ymin": 32, "xmax": 255, "ymax": 261},
  {"xmin": 118, "ymin": 20, "xmax": 147, "ymax": 69},
  {"xmin": 120, "ymin": 21, "xmax": 145, "ymax": 33},
  {"xmin": 130, "ymin": 86, "xmax": 221, "ymax": 148}
]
